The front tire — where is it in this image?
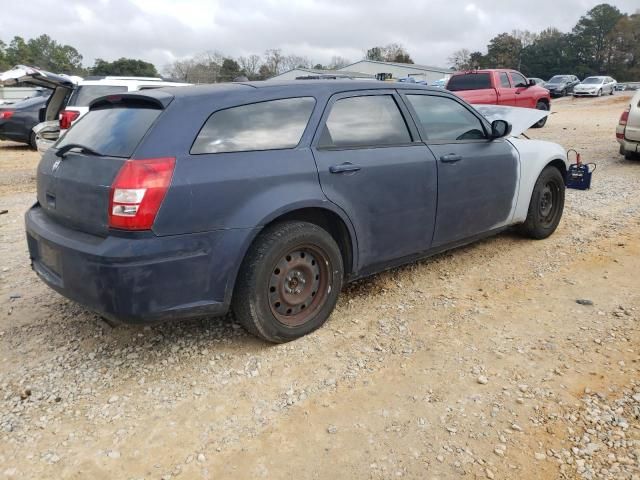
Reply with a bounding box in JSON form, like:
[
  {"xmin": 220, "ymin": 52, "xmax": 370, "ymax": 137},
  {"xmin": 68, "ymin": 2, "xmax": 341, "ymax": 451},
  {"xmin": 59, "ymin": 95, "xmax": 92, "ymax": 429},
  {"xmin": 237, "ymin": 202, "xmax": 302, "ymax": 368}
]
[
  {"xmin": 517, "ymin": 166, "xmax": 565, "ymax": 239},
  {"xmin": 597, "ymin": 89, "xmax": 602, "ymax": 97},
  {"xmin": 232, "ymin": 221, "xmax": 344, "ymax": 343},
  {"xmin": 532, "ymin": 101, "xmax": 549, "ymax": 128},
  {"xmin": 29, "ymin": 131, "xmax": 37, "ymax": 150}
]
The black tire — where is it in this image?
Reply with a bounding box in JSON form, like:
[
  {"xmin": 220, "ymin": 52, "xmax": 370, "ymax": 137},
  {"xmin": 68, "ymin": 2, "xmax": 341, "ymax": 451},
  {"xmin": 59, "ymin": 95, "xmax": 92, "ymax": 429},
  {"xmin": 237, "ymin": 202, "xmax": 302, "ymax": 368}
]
[
  {"xmin": 29, "ymin": 131, "xmax": 37, "ymax": 150},
  {"xmin": 610, "ymin": 88, "xmax": 614, "ymax": 95},
  {"xmin": 232, "ymin": 221, "xmax": 343, "ymax": 343},
  {"xmin": 531, "ymin": 101, "xmax": 549, "ymax": 128},
  {"xmin": 561, "ymin": 88, "xmax": 567, "ymax": 97},
  {"xmin": 624, "ymin": 150, "xmax": 639, "ymax": 161},
  {"xmin": 597, "ymin": 89, "xmax": 602, "ymax": 97},
  {"xmin": 517, "ymin": 166, "xmax": 565, "ymax": 239}
]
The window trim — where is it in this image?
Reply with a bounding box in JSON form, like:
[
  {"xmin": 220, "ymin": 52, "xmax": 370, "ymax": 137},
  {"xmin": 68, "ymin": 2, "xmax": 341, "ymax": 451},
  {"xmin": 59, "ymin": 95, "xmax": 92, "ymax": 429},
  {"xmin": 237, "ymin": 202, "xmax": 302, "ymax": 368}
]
[
  {"xmin": 509, "ymin": 72, "xmax": 528, "ymax": 88},
  {"xmin": 189, "ymin": 96, "xmax": 317, "ymax": 155},
  {"xmin": 312, "ymin": 90, "xmax": 417, "ymax": 151},
  {"xmin": 399, "ymin": 91, "xmax": 493, "ymax": 145}
]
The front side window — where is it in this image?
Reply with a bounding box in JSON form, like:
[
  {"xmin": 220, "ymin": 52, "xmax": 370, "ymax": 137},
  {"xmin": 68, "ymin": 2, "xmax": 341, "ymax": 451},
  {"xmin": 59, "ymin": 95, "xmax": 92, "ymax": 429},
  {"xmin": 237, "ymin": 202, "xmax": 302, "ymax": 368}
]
[
  {"xmin": 318, "ymin": 95, "xmax": 411, "ymax": 148},
  {"xmin": 510, "ymin": 72, "xmax": 528, "ymax": 88},
  {"xmin": 499, "ymin": 73, "xmax": 511, "ymax": 88},
  {"xmin": 191, "ymin": 97, "xmax": 315, "ymax": 154},
  {"xmin": 406, "ymin": 95, "xmax": 487, "ymax": 142}
]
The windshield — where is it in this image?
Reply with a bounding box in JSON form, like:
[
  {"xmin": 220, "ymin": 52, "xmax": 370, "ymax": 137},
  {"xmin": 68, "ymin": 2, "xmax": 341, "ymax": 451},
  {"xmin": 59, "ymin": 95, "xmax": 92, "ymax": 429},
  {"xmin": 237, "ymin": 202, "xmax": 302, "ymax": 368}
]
[
  {"xmin": 67, "ymin": 85, "xmax": 128, "ymax": 107},
  {"xmin": 548, "ymin": 76, "xmax": 569, "ymax": 83},
  {"xmin": 447, "ymin": 73, "xmax": 491, "ymax": 91},
  {"xmin": 582, "ymin": 77, "xmax": 604, "ymax": 84},
  {"xmin": 55, "ymin": 107, "xmax": 161, "ymax": 158}
]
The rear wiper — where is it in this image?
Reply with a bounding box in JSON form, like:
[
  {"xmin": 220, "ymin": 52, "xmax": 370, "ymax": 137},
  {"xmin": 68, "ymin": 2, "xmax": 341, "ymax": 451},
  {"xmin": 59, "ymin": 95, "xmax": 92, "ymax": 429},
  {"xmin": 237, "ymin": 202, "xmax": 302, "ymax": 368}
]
[{"xmin": 55, "ymin": 143, "xmax": 103, "ymax": 158}]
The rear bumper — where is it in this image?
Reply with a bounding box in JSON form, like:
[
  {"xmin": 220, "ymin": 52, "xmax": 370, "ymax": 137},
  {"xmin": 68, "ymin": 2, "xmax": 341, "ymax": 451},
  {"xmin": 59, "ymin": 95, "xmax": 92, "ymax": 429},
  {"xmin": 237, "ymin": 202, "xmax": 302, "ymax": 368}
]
[
  {"xmin": 25, "ymin": 205, "xmax": 256, "ymax": 324},
  {"xmin": 621, "ymin": 138, "xmax": 640, "ymax": 154}
]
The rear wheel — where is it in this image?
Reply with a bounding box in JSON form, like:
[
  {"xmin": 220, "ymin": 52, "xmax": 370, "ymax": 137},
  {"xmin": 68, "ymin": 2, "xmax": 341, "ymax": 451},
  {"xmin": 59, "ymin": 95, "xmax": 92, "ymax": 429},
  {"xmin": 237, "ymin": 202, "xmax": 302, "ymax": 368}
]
[
  {"xmin": 517, "ymin": 166, "xmax": 565, "ymax": 239},
  {"xmin": 232, "ymin": 221, "xmax": 343, "ymax": 343},
  {"xmin": 29, "ymin": 131, "xmax": 37, "ymax": 150},
  {"xmin": 532, "ymin": 101, "xmax": 549, "ymax": 129}
]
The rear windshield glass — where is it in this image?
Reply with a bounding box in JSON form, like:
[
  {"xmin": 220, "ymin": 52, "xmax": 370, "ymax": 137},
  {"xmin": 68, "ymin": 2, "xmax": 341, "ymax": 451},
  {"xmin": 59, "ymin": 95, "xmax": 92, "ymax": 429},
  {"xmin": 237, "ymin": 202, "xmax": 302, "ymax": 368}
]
[
  {"xmin": 582, "ymin": 77, "xmax": 603, "ymax": 84},
  {"xmin": 55, "ymin": 107, "xmax": 161, "ymax": 158},
  {"xmin": 447, "ymin": 73, "xmax": 491, "ymax": 91},
  {"xmin": 67, "ymin": 85, "xmax": 128, "ymax": 107}
]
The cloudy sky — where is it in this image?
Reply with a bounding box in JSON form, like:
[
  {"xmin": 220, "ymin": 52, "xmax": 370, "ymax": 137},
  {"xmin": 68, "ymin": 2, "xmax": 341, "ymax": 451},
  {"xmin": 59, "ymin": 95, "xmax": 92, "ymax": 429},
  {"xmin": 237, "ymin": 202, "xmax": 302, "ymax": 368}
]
[{"xmin": 2, "ymin": 0, "xmax": 638, "ymax": 71}]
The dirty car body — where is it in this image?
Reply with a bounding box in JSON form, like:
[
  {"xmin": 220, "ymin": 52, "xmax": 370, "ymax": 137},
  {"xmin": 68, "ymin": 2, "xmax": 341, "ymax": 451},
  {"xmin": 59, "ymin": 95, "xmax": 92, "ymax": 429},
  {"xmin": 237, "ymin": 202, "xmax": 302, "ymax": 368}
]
[{"xmin": 24, "ymin": 81, "xmax": 569, "ymax": 341}]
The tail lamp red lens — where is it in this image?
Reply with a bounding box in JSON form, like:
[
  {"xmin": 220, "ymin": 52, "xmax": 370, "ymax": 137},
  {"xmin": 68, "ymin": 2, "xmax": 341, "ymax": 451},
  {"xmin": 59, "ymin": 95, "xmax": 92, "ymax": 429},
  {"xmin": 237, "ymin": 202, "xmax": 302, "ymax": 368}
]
[
  {"xmin": 59, "ymin": 110, "xmax": 80, "ymax": 129},
  {"xmin": 109, "ymin": 157, "xmax": 176, "ymax": 230},
  {"xmin": 619, "ymin": 106, "xmax": 630, "ymax": 126},
  {"xmin": 1, "ymin": 110, "xmax": 14, "ymax": 120}
]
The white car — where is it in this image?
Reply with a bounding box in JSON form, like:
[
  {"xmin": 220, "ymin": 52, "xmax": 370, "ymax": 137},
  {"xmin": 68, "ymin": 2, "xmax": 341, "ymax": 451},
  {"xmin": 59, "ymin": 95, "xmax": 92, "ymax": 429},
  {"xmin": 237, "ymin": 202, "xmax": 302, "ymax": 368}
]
[
  {"xmin": 0, "ymin": 65, "xmax": 190, "ymax": 152},
  {"xmin": 617, "ymin": 89, "xmax": 640, "ymax": 160},
  {"xmin": 573, "ymin": 76, "xmax": 617, "ymax": 97},
  {"xmin": 58, "ymin": 76, "xmax": 190, "ymax": 134}
]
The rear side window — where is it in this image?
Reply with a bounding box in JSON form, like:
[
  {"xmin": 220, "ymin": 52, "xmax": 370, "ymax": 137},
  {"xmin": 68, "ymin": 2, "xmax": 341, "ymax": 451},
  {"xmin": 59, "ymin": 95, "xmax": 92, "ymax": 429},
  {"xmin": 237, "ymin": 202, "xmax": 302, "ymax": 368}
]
[
  {"xmin": 318, "ymin": 95, "xmax": 411, "ymax": 148},
  {"xmin": 67, "ymin": 85, "xmax": 128, "ymax": 107},
  {"xmin": 447, "ymin": 73, "xmax": 491, "ymax": 91},
  {"xmin": 407, "ymin": 95, "xmax": 487, "ymax": 142},
  {"xmin": 191, "ymin": 97, "xmax": 315, "ymax": 154},
  {"xmin": 55, "ymin": 107, "xmax": 161, "ymax": 158}
]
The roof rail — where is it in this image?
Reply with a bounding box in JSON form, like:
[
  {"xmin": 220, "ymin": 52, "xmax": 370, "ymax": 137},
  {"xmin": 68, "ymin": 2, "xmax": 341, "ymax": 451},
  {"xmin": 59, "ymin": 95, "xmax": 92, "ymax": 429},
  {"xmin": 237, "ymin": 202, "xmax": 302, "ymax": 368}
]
[{"xmin": 102, "ymin": 76, "xmax": 164, "ymax": 81}]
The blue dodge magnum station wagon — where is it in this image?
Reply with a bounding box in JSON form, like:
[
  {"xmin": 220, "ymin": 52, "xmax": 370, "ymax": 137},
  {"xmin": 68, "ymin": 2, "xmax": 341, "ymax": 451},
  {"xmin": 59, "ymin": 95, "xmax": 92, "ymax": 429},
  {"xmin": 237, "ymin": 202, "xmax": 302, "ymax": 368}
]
[{"xmin": 26, "ymin": 81, "xmax": 568, "ymax": 342}]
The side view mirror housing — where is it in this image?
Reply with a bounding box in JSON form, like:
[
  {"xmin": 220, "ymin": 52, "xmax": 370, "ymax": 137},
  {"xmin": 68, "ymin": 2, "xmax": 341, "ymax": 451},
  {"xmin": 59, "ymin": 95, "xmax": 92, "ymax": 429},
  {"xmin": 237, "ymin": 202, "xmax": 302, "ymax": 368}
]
[
  {"xmin": 491, "ymin": 119, "xmax": 512, "ymax": 139},
  {"xmin": 527, "ymin": 79, "xmax": 536, "ymax": 87}
]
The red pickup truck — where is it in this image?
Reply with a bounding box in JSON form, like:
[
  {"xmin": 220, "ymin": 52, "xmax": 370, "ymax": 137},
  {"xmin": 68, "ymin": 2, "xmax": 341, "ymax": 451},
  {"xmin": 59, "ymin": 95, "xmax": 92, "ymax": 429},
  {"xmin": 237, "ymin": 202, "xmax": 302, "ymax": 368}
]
[{"xmin": 447, "ymin": 69, "xmax": 551, "ymax": 127}]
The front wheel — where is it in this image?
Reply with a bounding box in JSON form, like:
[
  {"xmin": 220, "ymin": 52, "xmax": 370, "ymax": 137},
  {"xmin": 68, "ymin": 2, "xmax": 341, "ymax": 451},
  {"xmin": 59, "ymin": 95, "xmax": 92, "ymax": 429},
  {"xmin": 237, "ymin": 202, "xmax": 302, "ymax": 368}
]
[
  {"xmin": 597, "ymin": 89, "xmax": 602, "ymax": 97},
  {"xmin": 232, "ymin": 221, "xmax": 344, "ymax": 343},
  {"xmin": 531, "ymin": 101, "xmax": 549, "ymax": 128},
  {"xmin": 517, "ymin": 166, "xmax": 565, "ymax": 239}
]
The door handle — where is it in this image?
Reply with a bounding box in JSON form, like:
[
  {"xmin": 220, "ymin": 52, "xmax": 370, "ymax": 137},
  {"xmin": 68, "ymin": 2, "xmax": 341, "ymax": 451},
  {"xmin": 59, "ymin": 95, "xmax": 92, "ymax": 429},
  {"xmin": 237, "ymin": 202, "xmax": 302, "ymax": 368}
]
[
  {"xmin": 329, "ymin": 162, "xmax": 361, "ymax": 174},
  {"xmin": 440, "ymin": 154, "xmax": 462, "ymax": 163}
]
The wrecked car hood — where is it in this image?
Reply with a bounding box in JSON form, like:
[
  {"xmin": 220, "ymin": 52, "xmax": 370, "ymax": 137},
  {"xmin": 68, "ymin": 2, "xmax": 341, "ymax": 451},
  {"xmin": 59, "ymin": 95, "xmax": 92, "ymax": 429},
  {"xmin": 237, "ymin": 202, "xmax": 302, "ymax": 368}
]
[
  {"xmin": 472, "ymin": 104, "xmax": 549, "ymax": 137},
  {"xmin": 0, "ymin": 65, "xmax": 81, "ymax": 89}
]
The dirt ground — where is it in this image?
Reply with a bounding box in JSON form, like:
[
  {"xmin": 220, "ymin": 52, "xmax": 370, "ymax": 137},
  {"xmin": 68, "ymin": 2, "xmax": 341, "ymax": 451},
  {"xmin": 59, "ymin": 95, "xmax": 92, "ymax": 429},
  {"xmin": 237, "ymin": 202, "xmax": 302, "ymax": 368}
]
[{"xmin": 0, "ymin": 93, "xmax": 639, "ymax": 480}]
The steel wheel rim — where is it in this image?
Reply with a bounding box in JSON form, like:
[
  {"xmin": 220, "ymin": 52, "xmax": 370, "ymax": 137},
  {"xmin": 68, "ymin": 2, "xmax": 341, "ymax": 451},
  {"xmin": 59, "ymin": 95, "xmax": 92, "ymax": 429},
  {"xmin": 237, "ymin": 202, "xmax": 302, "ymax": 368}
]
[
  {"xmin": 538, "ymin": 180, "xmax": 560, "ymax": 227},
  {"xmin": 268, "ymin": 245, "xmax": 331, "ymax": 327}
]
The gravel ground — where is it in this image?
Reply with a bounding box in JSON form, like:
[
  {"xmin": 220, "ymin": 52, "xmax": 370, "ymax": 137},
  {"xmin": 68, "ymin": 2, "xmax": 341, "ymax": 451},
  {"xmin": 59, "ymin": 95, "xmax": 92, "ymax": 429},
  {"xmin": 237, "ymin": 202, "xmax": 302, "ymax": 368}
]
[{"xmin": 0, "ymin": 93, "xmax": 639, "ymax": 479}]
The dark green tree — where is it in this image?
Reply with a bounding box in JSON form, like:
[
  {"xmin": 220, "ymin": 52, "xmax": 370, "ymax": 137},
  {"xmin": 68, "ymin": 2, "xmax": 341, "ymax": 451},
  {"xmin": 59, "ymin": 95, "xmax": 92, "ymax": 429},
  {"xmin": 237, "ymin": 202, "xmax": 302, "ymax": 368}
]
[
  {"xmin": 218, "ymin": 58, "xmax": 241, "ymax": 81},
  {"xmin": 91, "ymin": 57, "xmax": 158, "ymax": 77},
  {"xmin": 520, "ymin": 28, "xmax": 571, "ymax": 78},
  {"xmin": 4, "ymin": 35, "xmax": 83, "ymax": 74},
  {"xmin": 571, "ymin": 3, "xmax": 624, "ymax": 74},
  {"xmin": 485, "ymin": 33, "xmax": 522, "ymax": 69}
]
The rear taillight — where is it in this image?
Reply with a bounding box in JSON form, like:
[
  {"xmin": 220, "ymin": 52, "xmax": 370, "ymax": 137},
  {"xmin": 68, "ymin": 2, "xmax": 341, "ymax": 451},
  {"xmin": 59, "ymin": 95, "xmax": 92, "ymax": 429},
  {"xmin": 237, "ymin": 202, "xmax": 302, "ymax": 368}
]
[
  {"xmin": 59, "ymin": 110, "xmax": 80, "ymax": 129},
  {"xmin": 109, "ymin": 157, "xmax": 175, "ymax": 230},
  {"xmin": 619, "ymin": 106, "xmax": 630, "ymax": 126},
  {"xmin": 1, "ymin": 110, "xmax": 14, "ymax": 120}
]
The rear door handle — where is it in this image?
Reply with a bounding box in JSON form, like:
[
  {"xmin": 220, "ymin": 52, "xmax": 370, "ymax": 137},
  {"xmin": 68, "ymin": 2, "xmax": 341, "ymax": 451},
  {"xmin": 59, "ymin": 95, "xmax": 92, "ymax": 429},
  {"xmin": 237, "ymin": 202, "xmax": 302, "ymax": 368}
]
[
  {"xmin": 329, "ymin": 162, "xmax": 361, "ymax": 174},
  {"xmin": 440, "ymin": 154, "xmax": 462, "ymax": 163}
]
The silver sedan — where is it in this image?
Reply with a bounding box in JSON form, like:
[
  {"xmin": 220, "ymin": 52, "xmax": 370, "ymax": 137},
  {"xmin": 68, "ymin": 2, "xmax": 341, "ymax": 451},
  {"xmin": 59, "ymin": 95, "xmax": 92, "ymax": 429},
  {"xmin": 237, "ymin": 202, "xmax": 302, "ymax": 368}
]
[{"xmin": 573, "ymin": 76, "xmax": 617, "ymax": 97}]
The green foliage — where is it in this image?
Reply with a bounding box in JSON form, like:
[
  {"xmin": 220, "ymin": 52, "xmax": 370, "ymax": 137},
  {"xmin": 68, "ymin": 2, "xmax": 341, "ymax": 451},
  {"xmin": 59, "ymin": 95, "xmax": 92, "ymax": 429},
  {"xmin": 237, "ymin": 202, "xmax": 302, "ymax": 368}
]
[
  {"xmin": 449, "ymin": 3, "xmax": 639, "ymax": 81},
  {"xmin": 366, "ymin": 44, "xmax": 414, "ymax": 64},
  {"xmin": 3, "ymin": 34, "xmax": 83, "ymax": 74},
  {"xmin": 91, "ymin": 58, "xmax": 158, "ymax": 77}
]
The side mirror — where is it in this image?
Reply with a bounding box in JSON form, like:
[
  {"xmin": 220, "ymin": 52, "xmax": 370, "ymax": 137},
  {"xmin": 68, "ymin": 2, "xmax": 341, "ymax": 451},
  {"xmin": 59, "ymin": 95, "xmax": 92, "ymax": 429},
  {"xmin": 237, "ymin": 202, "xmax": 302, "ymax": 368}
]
[
  {"xmin": 527, "ymin": 79, "xmax": 536, "ymax": 87},
  {"xmin": 491, "ymin": 119, "xmax": 512, "ymax": 139}
]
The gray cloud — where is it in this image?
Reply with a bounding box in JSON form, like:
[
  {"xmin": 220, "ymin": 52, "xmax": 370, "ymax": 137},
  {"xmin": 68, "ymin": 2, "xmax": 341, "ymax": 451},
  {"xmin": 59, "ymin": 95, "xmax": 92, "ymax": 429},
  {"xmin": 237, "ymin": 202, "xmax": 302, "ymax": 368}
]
[{"xmin": 1, "ymin": 0, "xmax": 638, "ymax": 70}]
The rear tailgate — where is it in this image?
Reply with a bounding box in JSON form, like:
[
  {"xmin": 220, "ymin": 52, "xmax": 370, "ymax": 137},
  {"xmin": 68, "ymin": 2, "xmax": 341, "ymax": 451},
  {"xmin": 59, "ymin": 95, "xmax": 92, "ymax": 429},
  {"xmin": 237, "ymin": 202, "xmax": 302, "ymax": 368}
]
[
  {"xmin": 626, "ymin": 94, "xmax": 640, "ymax": 142},
  {"xmin": 37, "ymin": 93, "xmax": 172, "ymax": 236}
]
